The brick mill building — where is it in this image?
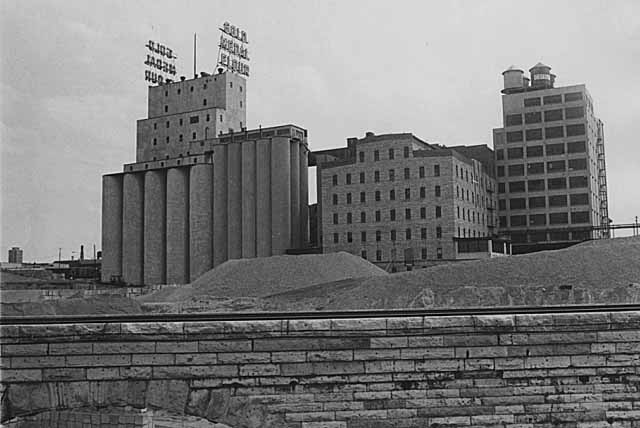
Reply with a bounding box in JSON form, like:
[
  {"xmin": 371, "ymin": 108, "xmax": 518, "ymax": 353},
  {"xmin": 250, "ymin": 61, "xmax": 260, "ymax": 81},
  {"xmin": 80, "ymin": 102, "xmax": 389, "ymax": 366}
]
[
  {"xmin": 493, "ymin": 63, "xmax": 609, "ymax": 253},
  {"xmin": 314, "ymin": 132, "xmax": 506, "ymax": 270},
  {"xmin": 101, "ymin": 70, "xmax": 309, "ymax": 285}
]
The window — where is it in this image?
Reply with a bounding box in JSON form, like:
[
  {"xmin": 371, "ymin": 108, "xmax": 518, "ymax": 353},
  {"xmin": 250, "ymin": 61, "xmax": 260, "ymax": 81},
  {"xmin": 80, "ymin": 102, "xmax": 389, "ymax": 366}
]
[
  {"xmin": 546, "ymin": 143, "xmax": 565, "ymax": 156},
  {"xmin": 434, "ymin": 165, "xmax": 440, "ymax": 176},
  {"xmin": 360, "ymin": 172, "xmax": 365, "ymax": 183},
  {"xmin": 549, "ymin": 195, "xmax": 567, "ymax": 207},
  {"xmin": 570, "ymin": 193, "xmax": 589, "ymax": 206},
  {"xmin": 526, "ymin": 145, "xmax": 543, "ymax": 158},
  {"xmin": 389, "ymin": 148, "xmax": 395, "ymax": 160},
  {"xmin": 333, "ymin": 233, "xmax": 339, "ymax": 243},
  {"xmin": 346, "ymin": 174, "xmax": 352, "ymax": 185},
  {"xmin": 179, "ymin": 134, "xmax": 183, "ymax": 142},
  {"xmin": 346, "ymin": 193, "xmax": 352, "ymax": 204},
  {"xmin": 544, "ymin": 109, "xmax": 563, "ymax": 122},
  {"xmin": 230, "ymin": 82, "xmax": 233, "ymax": 88},
  {"xmin": 508, "ymin": 164, "xmax": 524, "ymax": 176},
  {"xmin": 436, "ymin": 226, "xmax": 442, "ymax": 238},
  {"xmin": 418, "ymin": 166, "xmax": 425, "ymax": 178},
  {"xmin": 192, "ymin": 132, "xmax": 197, "ymax": 140},
  {"xmin": 405, "ymin": 229, "xmax": 412, "ymax": 240},
  {"xmin": 567, "ymin": 141, "xmax": 586, "ymax": 153},
  {"xmin": 550, "ymin": 231, "xmax": 570, "ymax": 241},
  {"xmin": 565, "ymin": 92, "xmax": 583, "ymax": 102},
  {"xmin": 405, "ymin": 208, "xmax": 411, "ymax": 220},
  {"xmin": 529, "ymin": 214, "xmax": 546, "ymax": 226},
  {"xmin": 346, "ymin": 212, "xmax": 352, "ymax": 224},
  {"xmin": 543, "ymin": 94, "xmax": 562, "ymax": 105},
  {"xmin": 404, "ymin": 146, "xmax": 410, "ymax": 158},
  {"xmin": 498, "ymin": 183, "xmax": 506, "ymax": 193},
  {"xmin": 361, "ymin": 250, "xmax": 367, "ymax": 260},
  {"xmin": 190, "ymin": 116, "xmax": 199, "ymax": 124},
  {"xmin": 376, "ymin": 230, "xmax": 382, "ymax": 242},
  {"xmin": 566, "ymin": 124, "xmax": 586, "ymax": 136},
  {"xmin": 391, "ymin": 230, "xmax": 397, "ymax": 241},
  {"xmin": 153, "ymin": 138, "xmax": 157, "ymax": 145},
  {"xmin": 507, "ymin": 147, "xmax": 524, "ymax": 159},
  {"xmin": 347, "ymin": 232, "xmax": 353, "ymax": 243},
  {"xmin": 506, "ymin": 114, "xmax": 523, "ymax": 126},
  {"xmin": 389, "ymin": 169, "xmax": 395, "ymax": 181},
  {"xmin": 545, "ymin": 126, "xmax": 564, "ymax": 139},
  {"xmin": 548, "ymin": 177, "xmax": 567, "ymax": 190},
  {"xmin": 375, "ymin": 190, "xmax": 381, "ymax": 201},
  {"xmin": 361, "ymin": 231, "xmax": 367, "ymax": 242},
  {"xmin": 571, "ymin": 211, "xmax": 590, "ymax": 224},
  {"xmin": 496, "ymin": 149, "xmax": 504, "ymax": 160},
  {"xmin": 527, "ymin": 162, "xmax": 545, "ymax": 175},
  {"xmin": 420, "ymin": 228, "xmax": 427, "ymax": 240},
  {"xmin": 420, "ymin": 207, "xmax": 426, "ymax": 219},
  {"xmin": 404, "ymin": 188, "xmax": 411, "ymax": 200},
  {"xmin": 525, "ymin": 111, "xmax": 542, "ymax": 124},
  {"xmin": 526, "ymin": 128, "xmax": 543, "ymax": 141},
  {"xmin": 435, "ymin": 206, "xmax": 442, "ymax": 218},
  {"xmin": 499, "ymin": 216, "xmax": 507, "ymax": 227},
  {"xmin": 497, "ymin": 166, "xmax": 505, "ymax": 177},
  {"xmin": 360, "ymin": 192, "xmax": 366, "ymax": 203},
  {"xmin": 404, "ymin": 168, "xmax": 410, "ymax": 180},
  {"xmin": 373, "ymin": 171, "xmax": 381, "ymax": 183},
  {"xmin": 375, "ymin": 210, "xmax": 381, "ymax": 222},
  {"xmin": 437, "ymin": 248, "xmax": 443, "ymax": 260},
  {"xmin": 510, "ymin": 215, "xmax": 527, "ymax": 226},
  {"xmin": 376, "ymin": 250, "xmax": 382, "ymax": 261},
  {"xmin": 565, "ymin": 106, "xmax": 584, "ymax": 119},
  {"xmin": 390, "ymin": 209, "xmax": 396, "ymax": 221},
  {"xmin": 528, "ymin": 179, "xmax": 545, "ymax": 192},
  {"xmin": 333, "ymin": 213, "xmax": 338, "ymax": 224},
  {"xmin": 569, "ymin": 176, "xmax": 588, "ymax": 188},
  {"xmin": 547, "ymin": 160, "xmax": 566, "ymax": 172},
  {"xmin": 498, "ymin": 199, "xmax": 507, "ymax": 210},
  {"xmin": 549, "ymin": 212, "xmax": 569, "ymax": 225},
  {"xmin": 359, "ymin": 152, "xmax": 365, "ymax": 162},
  {"xmin": 435, "ymin": 185, "xmax": 441, "ymax": 197},
  {"xmin": 203, "ymin": 99, "xmax": 208, "ymax": 106},
  {"xmin": 506, "ymin": 131, "xmax": 523, "ymax": 143},
  {"xmin": 389, "ymin": 189, "xmax": 395, "ymax": 201},
  {"xmin": 374, "ymin": 150, "xmax": 380, "ymax": 161},
  {"xmin": 219, "ymin": 115, "xmax": 223, "ymax": 122},
  {"xmin": 509, "ymin": 181, "xmax": 526, "ymax": 193},
  {"xmin": 206, "ymin": 114, "xmax": 210, "ymax": 122},
  {"xmin": 420, "ymin": 187, "xmax": 426, "ymax": 198},
  {"xmin": 164, "ymin": 105, "xmax": 168, "ymax": 112},
  {"xmin": 510, "ymin": 198, "xmax": 526, "ymax": 209},
  {"xmin": 332, "ymin": 175, "xmax": 338, "ymax": 186},
  {"xmin": 421, "ymin": 248, "xmax": 427, "ymax": 260},
  {"xmin": 568, "ymin": 158, "xmax": 587, "ymax": 171},
  {"xmin": 524, "ymin": 97, "xmax": 541, "ymax": 107}
]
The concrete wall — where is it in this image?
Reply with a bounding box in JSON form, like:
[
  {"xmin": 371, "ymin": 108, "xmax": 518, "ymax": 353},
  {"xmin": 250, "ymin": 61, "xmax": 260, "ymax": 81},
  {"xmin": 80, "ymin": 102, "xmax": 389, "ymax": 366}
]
[
  {"xmin": 143, "ymin": 170, "xmax": 166, "ymax": 285},
  {"xmin": 101, "ymin": 175, "xmax": 123, "ymax": 283},
  {"xmin": 189, "ymin": 163, "xmax": 213, "ymax": 282},
  {"xmin": 2, "ymin": 310, "xmax": 640, "ymax": 427},
  {"xmin": 122, "ymin": 173, "xmax": 144, "ymax": 285},
  {"xmin": 166, "ymin": 168, "xmax": 189, "ymax": 284}
]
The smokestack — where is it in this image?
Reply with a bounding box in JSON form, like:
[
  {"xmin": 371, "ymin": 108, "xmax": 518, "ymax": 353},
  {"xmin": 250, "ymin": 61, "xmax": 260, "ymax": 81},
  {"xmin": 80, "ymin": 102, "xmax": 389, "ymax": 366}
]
[{"xmin": 80, "ymin": 245, "xmax": 84, "ymax": 261}]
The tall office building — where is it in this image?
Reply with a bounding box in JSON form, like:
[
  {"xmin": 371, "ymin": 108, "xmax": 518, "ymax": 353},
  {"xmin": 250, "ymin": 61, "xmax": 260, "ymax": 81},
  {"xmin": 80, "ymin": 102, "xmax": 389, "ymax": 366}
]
[
  {"xmin": 493, "ymin": 63, "xmax": 609, "ymax": 253},
  {"xmin": 314, "ymin": 132, "xmax": 506, "ymax": 271},
  {"xmin": 101, "ymin": 70, "xmax": 309, "ymax": 285},
  {"xmin": 8, "ymin": 247, "xmax": 23, "ymax": 264}
]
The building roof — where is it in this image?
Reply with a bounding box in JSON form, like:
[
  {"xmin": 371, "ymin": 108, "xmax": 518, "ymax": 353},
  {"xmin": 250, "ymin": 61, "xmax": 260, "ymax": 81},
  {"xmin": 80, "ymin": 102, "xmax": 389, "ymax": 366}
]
[
  {"xmin": 502, "ymin": 65, "xmax": 523, "ymax": 75},
  {"xmin": 529, "ymin": 62, "xmax": 551, "ymax": 71}
]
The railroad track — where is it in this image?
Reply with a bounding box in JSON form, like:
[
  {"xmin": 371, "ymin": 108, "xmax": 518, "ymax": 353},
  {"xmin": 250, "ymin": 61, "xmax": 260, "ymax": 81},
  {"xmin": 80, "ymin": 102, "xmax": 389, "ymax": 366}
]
[{"xmin": 2, "ymin": 303, "xmax": 640, "ymax": 325}]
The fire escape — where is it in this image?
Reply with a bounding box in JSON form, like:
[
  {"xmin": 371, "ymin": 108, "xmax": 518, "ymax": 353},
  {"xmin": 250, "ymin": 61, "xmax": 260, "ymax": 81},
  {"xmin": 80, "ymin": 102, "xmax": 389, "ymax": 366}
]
[{"xmin": 596, "ymin": 120, "xmax": 610, "ymax": 238}]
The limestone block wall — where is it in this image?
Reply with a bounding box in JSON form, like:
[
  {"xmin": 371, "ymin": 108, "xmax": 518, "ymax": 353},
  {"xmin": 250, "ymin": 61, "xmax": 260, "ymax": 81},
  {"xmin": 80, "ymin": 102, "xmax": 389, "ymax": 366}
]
[{"xmin": 2, "ymin": 310, "xmax": 640, "ymax": 427}]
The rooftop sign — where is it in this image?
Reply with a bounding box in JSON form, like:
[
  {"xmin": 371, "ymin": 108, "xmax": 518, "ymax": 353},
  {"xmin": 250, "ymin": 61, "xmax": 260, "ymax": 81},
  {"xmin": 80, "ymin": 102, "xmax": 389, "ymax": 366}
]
[
  {"xmin": 217, "ymin": 22, "xmax": 250, "ymax": 77},
  {"xmin": 144, "ymin": 40, "xmax": 177, "ymax": 84}
]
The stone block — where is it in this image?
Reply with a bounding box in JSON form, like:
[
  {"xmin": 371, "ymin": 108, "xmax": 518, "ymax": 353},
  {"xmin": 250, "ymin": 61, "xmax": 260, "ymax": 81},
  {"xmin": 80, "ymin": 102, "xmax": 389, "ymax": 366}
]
[
  {"xmin": 66, "ymin": 354, "xmax": 131, "ymax": 367},
  {"xmin": 239, "ymin": 364, "xmax": 280, "ymax": 377},
  {"xmin": 155, "ymin": 341, "xmax": 198, "ymax": 353},
  {"xmin": 370, "ymin": 337, "xmax": 408, "ymax": 349},
  {"xmin": 218, "ymin": 352, "xmax": 271, "ymax": 364},
  {"xmin": 308, "ymin": 351, "xmax": 354, "ymax": 362},
  {"xmin": 175, "ymin": 353, "xmax": 218, "ymax": 365},
  {"xmin": 93, "ymin": 342, "xmax": 155, "ymax": 354},
  {"xmin": 198, "ymin": 340, "xmax": 252, "ymax": 352},
  {"xmin": 49, "ymin": 343, "xmax": 93, "ymax": 355},
  {"xmin": 42, "ymin": 368, "xmax": 86, "ymax": 381},
  {"xmin": 131, "ymin": 353, "xmax": 175, "ymax": 366}
]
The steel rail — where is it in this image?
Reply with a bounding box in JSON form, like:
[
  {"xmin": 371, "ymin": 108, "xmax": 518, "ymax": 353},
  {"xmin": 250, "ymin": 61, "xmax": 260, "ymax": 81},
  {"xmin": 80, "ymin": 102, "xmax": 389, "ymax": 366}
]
[{"xmin": 1, "ymin": 304, "xmax": 639, "ymax": 325}]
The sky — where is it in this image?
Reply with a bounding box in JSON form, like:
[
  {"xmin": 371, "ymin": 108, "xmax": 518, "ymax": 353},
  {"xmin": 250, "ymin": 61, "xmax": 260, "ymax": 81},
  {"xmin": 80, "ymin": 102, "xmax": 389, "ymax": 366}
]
[{"xmin": 1, "ymin": 0, "xmax": 639, "ymax": 262}]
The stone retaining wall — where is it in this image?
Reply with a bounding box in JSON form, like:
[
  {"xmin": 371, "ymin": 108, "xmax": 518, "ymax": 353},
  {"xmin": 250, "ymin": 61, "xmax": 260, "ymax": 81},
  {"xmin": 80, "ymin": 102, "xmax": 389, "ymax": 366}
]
[{"xmin": 2, "ymin": 311, "xmax": 640, "ymax": 427}]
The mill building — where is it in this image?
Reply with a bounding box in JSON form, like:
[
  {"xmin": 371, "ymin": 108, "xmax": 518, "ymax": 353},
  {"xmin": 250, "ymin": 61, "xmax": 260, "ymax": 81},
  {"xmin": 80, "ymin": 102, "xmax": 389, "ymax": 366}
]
[
  {"xmin": 493, "ymin": 63, "xmax": 609, "ymax": 253},
  {"xmin": 101, "ymin": 70, "xmax": 309, "ymax": 285}
]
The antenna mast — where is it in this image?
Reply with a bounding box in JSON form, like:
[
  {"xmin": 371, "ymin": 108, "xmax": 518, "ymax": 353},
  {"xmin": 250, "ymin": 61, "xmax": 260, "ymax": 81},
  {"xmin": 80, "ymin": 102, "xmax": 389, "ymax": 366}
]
[{"xmin": 193, "ymin": 33, "xmax": 197, "ymax": 78}]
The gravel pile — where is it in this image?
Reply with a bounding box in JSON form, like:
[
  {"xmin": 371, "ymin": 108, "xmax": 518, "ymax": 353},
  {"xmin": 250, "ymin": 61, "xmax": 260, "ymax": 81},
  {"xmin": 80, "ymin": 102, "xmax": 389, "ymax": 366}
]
[
  {"xmin": 139, "ymin": 252, "xmax": 388, "ymax": 304},
  {"xmin": 2, "ymin": 295, "xmax": 143, "ymax": 316},
  {"xmin": 263, "ymin": 236, "xmax": 640, "ymax": 311}
]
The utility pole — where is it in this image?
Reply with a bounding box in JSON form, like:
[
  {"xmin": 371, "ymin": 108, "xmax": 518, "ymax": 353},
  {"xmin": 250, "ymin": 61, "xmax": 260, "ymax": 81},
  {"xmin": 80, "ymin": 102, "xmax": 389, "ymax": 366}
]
[{"xmin": 58, "ymin": 248, "xmax": 61, "ymax": 264}]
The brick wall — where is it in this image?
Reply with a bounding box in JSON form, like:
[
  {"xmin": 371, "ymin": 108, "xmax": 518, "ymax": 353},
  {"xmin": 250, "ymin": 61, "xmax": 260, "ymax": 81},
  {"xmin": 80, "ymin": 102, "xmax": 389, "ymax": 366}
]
[{"xmin": 2, "ymin": 311, "xmax": 640, "ymax": 427}]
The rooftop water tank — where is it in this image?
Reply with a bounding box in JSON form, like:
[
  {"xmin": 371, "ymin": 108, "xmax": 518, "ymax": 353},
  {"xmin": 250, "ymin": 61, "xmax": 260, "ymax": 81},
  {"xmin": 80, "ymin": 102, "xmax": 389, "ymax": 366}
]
[{"xmin": 502, "ymin": 66, "xmax": 524, "ymax": 94}]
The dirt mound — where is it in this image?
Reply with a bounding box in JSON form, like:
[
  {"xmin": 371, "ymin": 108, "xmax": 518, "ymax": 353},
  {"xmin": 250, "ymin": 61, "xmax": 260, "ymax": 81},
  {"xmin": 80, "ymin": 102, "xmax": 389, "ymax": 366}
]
[
  {"xmin": 262, "ymin": 236, "xmax": 640, "ymax": 311},
  {"xmin": 1, "ymin": 295, "xmax": 143, "ymax": 316},
  {"xmin": 140, "ymin": 252, "xmax": 387, "ymax": 305}
]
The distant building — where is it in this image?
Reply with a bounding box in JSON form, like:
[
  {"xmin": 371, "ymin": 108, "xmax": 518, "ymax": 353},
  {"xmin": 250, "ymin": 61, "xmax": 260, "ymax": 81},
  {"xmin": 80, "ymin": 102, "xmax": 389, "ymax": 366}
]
[
  {"xmin": 494, "ymin": 63, "xmax": 609, "ymax": 253},
  {"xmin": 313, "ymin": 132, "xmax": 508, "ymax": 271},
  {"xmin": 8, "ymin": 247, "xmax": 23, "ymax": 264},
  {"xmin": 101, "ymin": 69, "xmax": 309, "ymax": 286}
]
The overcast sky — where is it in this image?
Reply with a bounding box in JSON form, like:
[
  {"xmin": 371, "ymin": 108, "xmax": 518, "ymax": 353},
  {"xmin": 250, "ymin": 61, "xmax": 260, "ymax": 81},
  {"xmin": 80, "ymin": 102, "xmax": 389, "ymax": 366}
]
[{"xmin": 1, "ymin": 0, "xmax": 639, "ymax": 262}]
